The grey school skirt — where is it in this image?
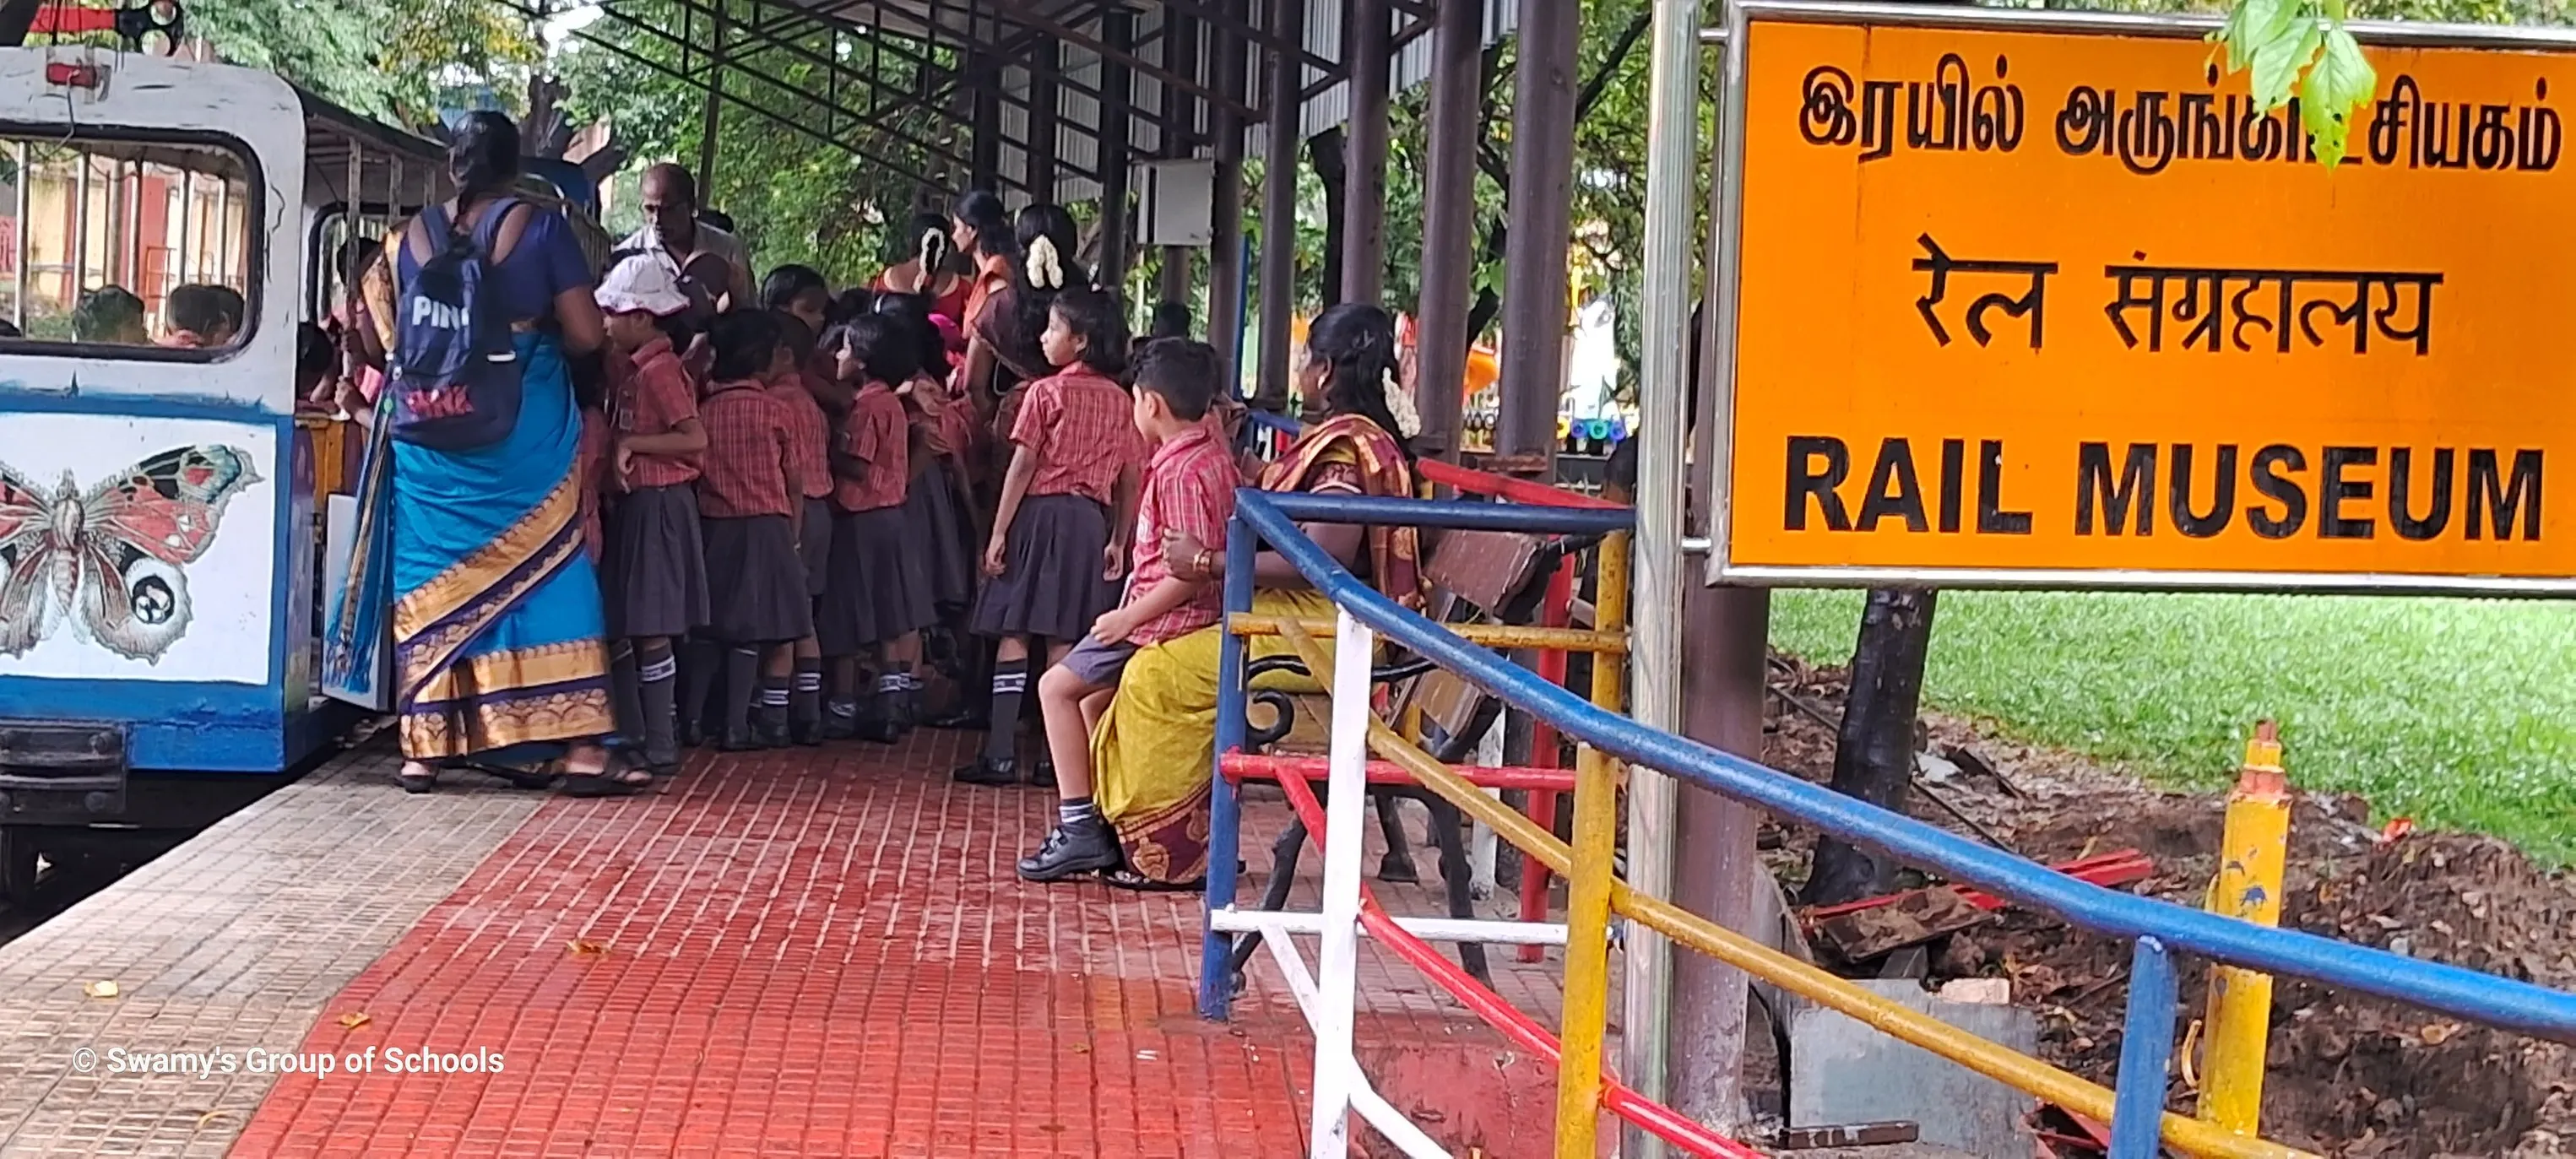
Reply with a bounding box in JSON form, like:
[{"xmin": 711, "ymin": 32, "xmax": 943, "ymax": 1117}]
[
  {"xmin": 816, "ymin": 506, "xmax": 930, "ymax": 656},
  {"xmin": 702, "ymin": 513, "xmax": 814, "ymax": 644},
  {"xmin": 604, "ymin": 483, "xmax": 708, "ymax": 639},
  {"xmin": 968, "ymin": 492, "xmax": 1120, "ymax": 642},
  {"xmin": 902, "ymin": 467, "xmax": 976, "ymax": 612},
  {"xmin": 798, "ymin": 496, "xmax": 833, "ymax": 597}
]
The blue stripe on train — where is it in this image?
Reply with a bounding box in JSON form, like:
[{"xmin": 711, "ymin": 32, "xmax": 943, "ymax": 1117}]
[{"xmin": 0, "ymin": 678, "xmax": 290, "ymax": 772}]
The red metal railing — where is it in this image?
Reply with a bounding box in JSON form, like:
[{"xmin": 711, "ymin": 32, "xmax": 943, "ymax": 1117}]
[{"xmin": 1267, "ymin": 761, "xmax": 1758, "ymax": 1158}]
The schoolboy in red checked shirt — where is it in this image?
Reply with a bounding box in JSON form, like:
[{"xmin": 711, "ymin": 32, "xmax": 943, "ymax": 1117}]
[{"xmin": 1018, "ymin": 339, "xmax": 1239, "ymax": 882}]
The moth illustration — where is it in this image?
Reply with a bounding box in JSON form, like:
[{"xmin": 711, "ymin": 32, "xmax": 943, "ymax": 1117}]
[{"xmin": 0, "ymin": 445, "xmax": 262, "ymax": 663}]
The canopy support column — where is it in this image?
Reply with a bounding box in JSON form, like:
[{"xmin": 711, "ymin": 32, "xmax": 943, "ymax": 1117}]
[
  {"xmin": 1208, "ymin": 3, "xmax": 1252, "ymax": 382},
  {"xmin": 968, "ymin": 0, "xmax": 1003, "ymax": 190},
  {"xmin": 1255, "ymin": 0, "xmax": 1304, "ymax": 409},
  {"xmin": 697, "ymin": 0, "xmax": 728, "ymax": 186},
  {"xmin": 1494, "ymin": 0, "xmax": 1578, "ymax": 478},
  {"xmin": 1158, "ymin": 8, "xmax": 1202, "ymax": 310},
  {"xmin": 1026, "ymin": 38, "xmax": 1061, "ymax": 202},
  {"xmin": 1098, "ymin": 7, "xmax": 1137, "ymax": 291},
  {"xmin": 1410, "ymin": 0, "xmax": 1482, "ymax": 463},
  {"xmin": 1340, "ymin": 0, "xmax": 1391, "ymax": 305}
]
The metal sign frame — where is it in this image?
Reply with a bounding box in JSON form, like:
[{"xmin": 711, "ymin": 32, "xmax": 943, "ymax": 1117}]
[{"xmin": 1703, "ymin": 1, "xmax": 2576, "ymax": 596}]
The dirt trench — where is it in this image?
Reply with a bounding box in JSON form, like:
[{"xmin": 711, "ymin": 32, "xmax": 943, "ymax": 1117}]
[{"xmin": 1752, "ymin": 654, "xmax": 2576, "ymax": 1158}]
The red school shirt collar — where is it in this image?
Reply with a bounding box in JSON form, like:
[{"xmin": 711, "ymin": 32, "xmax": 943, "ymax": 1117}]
[
  {"xmin": 708, "ymin": 376, "xmax": 763, "ymax": 396},
  {"xmin": 1150, "ymin": 422, "xmax": 1217, "ymax": 470},
  {"xmin": 1042, "ymin": 366, "xmax": 1119, "ymax": 391},
  {"xmin": 631, "ymin": 334, "xmax": 677, "ymax": 366}
]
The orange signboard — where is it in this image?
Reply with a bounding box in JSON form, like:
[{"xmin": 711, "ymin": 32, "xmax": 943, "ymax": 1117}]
[{"xmin": 1711, "ymin": 3, "xmax": 2576, "ymax": 593}]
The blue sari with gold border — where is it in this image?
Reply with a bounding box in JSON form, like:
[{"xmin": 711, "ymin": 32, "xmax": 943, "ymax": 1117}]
[{"xmin": 327, "ymin": 332, "xmax": 614, "ymax": 758}]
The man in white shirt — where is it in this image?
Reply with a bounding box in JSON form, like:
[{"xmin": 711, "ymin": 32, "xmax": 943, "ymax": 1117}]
[{"xmin": 619, "ymin": 163, "xmax": 756, "ymax": 314}]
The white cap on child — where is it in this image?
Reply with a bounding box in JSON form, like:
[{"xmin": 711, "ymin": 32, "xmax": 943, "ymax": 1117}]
[{"xmin": 594, "ymin": 253, "xmax": 692, "ymax": 317}]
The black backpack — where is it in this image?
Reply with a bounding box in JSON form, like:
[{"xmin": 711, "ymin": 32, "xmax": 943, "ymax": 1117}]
[{"xmin": 389, "ymin": 198, "xmax": 525, "ymax": 450}]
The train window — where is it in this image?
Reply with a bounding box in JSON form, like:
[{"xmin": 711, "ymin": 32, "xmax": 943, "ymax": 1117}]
[{"xmin": 0, "ymin": 132, "xmax": 257, "ymax": 356}]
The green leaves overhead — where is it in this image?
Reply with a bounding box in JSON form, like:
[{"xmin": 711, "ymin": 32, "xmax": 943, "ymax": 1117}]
[
  {"xmin": 187, "ymin": 0, "xmax": 541, "ymax": 124},
  {"xmin": 2213, "ymin": 0, "xmax": 2377, "ymax": 165}
]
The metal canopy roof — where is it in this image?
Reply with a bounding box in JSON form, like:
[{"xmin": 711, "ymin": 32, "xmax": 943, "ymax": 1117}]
[{"xmin": 570, "ymin": 0, "xmax": 1517, "ymax": 198}]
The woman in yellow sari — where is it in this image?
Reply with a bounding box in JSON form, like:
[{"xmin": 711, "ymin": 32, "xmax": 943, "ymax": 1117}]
[{"xmin": 1088, "ymin": 303, "xmax": 1428, "ymax": 890}]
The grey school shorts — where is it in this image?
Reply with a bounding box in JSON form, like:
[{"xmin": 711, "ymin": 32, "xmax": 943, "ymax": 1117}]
[{"xmin": 1059, "ymin": 634, "xmax": 1139, "ymax": 688}]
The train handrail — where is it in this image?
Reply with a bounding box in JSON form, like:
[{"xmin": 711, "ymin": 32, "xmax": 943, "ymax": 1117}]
[{"xmin": 1237, "ymin": 488, "xmax": 2576, "ymax": 1038}]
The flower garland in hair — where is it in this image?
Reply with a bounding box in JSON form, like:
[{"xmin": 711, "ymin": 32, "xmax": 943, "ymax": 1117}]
[
  {"xmin": 1380, "ymin": 366, "xmax": 1424, "ymax": 439},
  {"xmin": 918, "ymin": 227, "xmax": 947, "ymax": 273},
  {"xmin": 1027, "ymin": 236, "xmax": 1066, "ymax": 290}
]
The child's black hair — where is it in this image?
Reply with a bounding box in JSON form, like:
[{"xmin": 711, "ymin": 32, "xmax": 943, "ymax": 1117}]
[
  {"xmin": 1047, "ymin": 286, "xmax": 1129, "ymax": 378},
  {"xmin": 295, "ymin": 322, "xmax": 335, "ymax": 381},
  {"xmin": 165, "ymin": 284, "xmax": 230, "ymax": 338},
  {"xmin": 72, "ymin": 285, "xmax": 145, "ymax": 343},
  {"xmin": 708, "ymin": 309, "xmax": 783, "ymax": 382},
  {"xmin": 775, "ymin": 311, "xmax": 817, "ymax": 360},
  {"xmin": 653, "ymin": 311, "xmax": 697, "ymax": 351},
  {"xmin": 1131, "ymin": 338, "xmax": 1222, "ymax": 422},
  {"xmin": 209, "ymin": 285, "xmax": 245, "ymax": 334},
  {"xmin": 761, "ymin": 264, "xmax": 828, "ymax": 313},
  {"xmin": 872, "ymin": 292, "xmax": 950, "ymax": 382},
  {"xmin": 831, "ymin": 286, "xmax": 878, "ymax": 326},
  {"xmin": 822, "ymin": 314, "xmax": 921, "ymax": 387},
  {"xmin": 1147, "ymin": 301, "xmax": 1191, "ymax": 342}
]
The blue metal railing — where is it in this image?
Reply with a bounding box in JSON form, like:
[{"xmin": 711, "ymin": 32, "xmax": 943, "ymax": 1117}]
[{"xmin": 1201, "ymin": 487, "xmax": 2576, "ymax": 1150}]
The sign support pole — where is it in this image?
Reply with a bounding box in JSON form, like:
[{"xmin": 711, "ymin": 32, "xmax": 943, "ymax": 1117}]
[{"xmin": 1625, "ymin": 0, "xmax": 1706, "ymax": 1150}]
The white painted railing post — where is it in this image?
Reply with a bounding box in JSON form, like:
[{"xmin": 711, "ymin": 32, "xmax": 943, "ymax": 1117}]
[{"xmin": 1308, "ymin": 606, "xmax": 1376, "ymax": 1158}]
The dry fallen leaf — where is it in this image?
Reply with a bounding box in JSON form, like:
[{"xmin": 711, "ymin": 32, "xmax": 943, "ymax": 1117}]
[
  {"xmin": 193, "ymin": 1110, "xmax": 235, "ymax": 1130},
  {"xmin": 2420, "ymin": 1021, "xmax": 2459, "ymax": 1045},
  {"xmin": 338, "ymin": 1012, "xmax": 372, "ymax": 1030},
  {"xmin": 84, "ymin": 980, "xmax": 119, "ymax": 999},
  {"xmin": 568, "ymin": 939, "xmax": 607, "ymax": 956}
]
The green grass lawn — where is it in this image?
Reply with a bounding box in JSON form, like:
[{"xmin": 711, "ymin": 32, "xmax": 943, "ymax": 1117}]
[{"xmin": 1766, "ymin": 590, "xmax": 2576, "ymax": 865}]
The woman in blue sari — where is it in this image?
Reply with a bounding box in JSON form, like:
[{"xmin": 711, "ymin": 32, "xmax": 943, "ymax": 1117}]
[{"xmin": 329, "ymin": 112, "xmax": 643, "ymax": 795}]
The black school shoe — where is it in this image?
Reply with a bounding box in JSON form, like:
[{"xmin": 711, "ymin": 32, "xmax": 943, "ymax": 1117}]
[
  {"xmin": 1029, "ymin": 758, "xmax": 1056, "ymax": 789},
  {"xmin": 789, "ymin": 718, "xmax": 825, "ymax": 747},
  {"xmin": 719, "ymin": 723, "xmax": 764, "ymax": 753},
  {"xmin": 952, "ymin": 756, "xmax": 1019, "ymax": 786},
  {"xmin": 1017, "ymin": 816, "xmax": 1121, "ymax": 881}
]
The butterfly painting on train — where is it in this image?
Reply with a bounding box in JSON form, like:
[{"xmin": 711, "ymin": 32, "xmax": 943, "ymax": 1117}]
[{"xmin": 0, "ymin": 445, "xmax": 262, "ymax": 663}]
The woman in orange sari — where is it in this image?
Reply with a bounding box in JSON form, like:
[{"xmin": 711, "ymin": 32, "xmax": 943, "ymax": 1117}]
[{"xmin": 1087, "ymin": 303, "xmax": 1427, "ymax": 890}]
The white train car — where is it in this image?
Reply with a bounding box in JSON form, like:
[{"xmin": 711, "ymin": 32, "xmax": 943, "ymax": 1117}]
[{"xmin": 0, "ymin": 46, "xmax": 447, "ymax": 898}]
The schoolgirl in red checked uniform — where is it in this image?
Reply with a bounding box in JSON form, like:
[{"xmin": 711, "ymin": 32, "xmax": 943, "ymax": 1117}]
[
  {"xmin": 954, "ymin": 286, "xmax": 1144, "ymax": 788},
  {"xmin": 816, "ymin": 314, "xmax": 934, "ymax": 741}
]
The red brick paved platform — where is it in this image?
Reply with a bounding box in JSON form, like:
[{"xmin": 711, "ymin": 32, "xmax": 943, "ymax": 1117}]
[{"xmin": 1, "ymin": 730, "xmax": 1577, "ymax": 1157}]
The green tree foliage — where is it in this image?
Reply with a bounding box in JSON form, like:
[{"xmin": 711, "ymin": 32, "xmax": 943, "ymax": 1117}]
[{"xmin": 184, "ymin": 0, "xmax": 540, "ymax": 124}]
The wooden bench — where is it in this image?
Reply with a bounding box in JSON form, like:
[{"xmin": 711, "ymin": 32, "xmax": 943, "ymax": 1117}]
[{"xmin": 1225, "ymin": 525, "xmax": 1599, "ymax": 989}]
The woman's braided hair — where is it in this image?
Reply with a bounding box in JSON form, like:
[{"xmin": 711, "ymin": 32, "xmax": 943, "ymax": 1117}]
[{"xmin": 1306, "ymin": 302, "xmax": 1416, "ymax": 460}]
